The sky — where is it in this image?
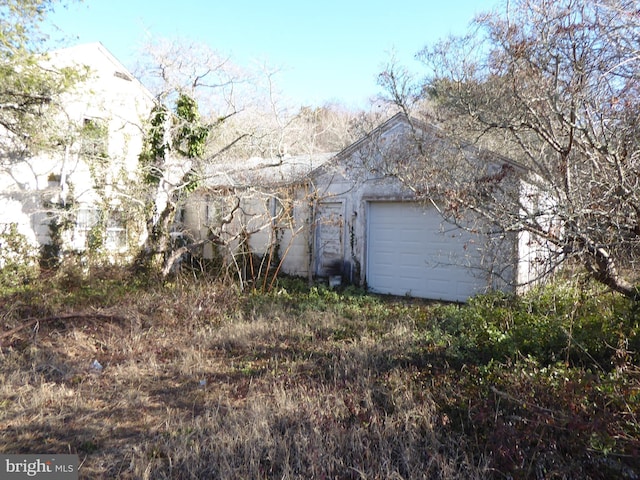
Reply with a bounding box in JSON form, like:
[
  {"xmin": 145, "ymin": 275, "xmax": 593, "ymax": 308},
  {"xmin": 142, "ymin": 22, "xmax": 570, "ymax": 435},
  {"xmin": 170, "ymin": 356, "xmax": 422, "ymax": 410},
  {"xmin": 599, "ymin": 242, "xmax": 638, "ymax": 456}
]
[{"xmin": 45, "ymin": 0, "xmax": 499, "ymax": 109}]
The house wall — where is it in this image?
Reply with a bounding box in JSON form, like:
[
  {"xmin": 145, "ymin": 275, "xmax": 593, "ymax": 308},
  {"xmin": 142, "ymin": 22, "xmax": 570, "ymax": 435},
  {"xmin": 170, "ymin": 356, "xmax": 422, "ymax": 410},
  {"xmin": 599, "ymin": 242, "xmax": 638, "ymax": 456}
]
[
  {"xmin": 305, "ymin": 119, "xmax": 521, "ymax": 293},
  {"xmin": 514, "ymin": 179, "xmax": 561, "ymax": 290},
  {"xmin": 185, "ymin": 187, "xmax": 314, "ymax": 279},
  {"xmin": 0, "ymin": 43, "xmax": 154, "ymax": 254},
  {"xmin": 186, "ymin": 165, "xmax": 520, "ymax": 295},
  {"xmin": 273, "ymin": 188, "xmax": 314, "ymax": 278},
  {"xmin": 183, "ymin": 114, "xmax": 545, "ymax": 298},
  {"xmin": 313, "ymin": 176, "xmax": 405, "ymax": 284}
]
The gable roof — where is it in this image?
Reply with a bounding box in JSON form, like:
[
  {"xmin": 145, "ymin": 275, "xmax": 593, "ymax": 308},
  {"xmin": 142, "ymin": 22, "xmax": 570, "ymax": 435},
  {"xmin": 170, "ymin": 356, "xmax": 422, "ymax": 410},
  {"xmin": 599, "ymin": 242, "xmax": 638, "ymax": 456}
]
[
  {"xmin": 312, "ymin": 111, "xmax": 527, "ymax": 178},
  {"xmin": 47, "ymin": 42, "xmax": 154, "ymax": 103},
  {"xmin": 200, "ymin": 112, "xmax": 528, "ymax": 191},
  {"xmin": 331, "ymin": 112, "xmax": 410, "ymax": 163}
]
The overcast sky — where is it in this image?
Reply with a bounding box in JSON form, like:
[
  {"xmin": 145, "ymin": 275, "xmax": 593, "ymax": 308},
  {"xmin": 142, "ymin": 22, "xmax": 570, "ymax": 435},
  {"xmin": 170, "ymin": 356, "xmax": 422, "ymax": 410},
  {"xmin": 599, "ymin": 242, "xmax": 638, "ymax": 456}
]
[{"xmin": 45, "ymin": 0, "xmax": 498, "ymax": 108}]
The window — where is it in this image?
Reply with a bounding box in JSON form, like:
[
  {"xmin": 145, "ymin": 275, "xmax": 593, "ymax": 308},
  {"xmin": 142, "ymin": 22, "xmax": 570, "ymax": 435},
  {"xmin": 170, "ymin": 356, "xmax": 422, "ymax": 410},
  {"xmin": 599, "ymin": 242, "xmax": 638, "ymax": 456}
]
[
  {"xmin": 73, "ymin": 207, "xmax": 99, "ymax": 250},
  {"xmin": 105, "ymin": 210, "xmax": 127, "ymax": 251},
  {"xmin": 76, "ymin": 207, "xmax": 99, "ymax": 233},
  {"xmin": 80, "ymin": 118, "xmax": 108, "ymax": 160},
  {"xmin": 74, "ymin": 207, "xmax": 127, "ymax": 252}
]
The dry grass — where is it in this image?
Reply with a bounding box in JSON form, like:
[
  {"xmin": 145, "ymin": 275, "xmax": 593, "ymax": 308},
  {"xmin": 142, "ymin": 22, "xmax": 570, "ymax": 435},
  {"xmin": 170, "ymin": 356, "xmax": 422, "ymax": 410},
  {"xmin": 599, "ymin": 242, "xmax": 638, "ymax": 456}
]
[
  {"xmin": 2, "ymin": 272, "xmax": 639, "ymax": 479},
  {"xmin": 0, "ymin": 277, "xmax": 486, "ymax": 479}
]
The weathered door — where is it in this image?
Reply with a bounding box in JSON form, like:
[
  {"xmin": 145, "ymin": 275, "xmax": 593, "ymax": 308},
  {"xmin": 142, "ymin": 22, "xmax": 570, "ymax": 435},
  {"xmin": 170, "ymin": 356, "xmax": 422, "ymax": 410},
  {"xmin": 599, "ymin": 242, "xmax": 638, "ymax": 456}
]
[{"xmin": 315, "ymin": 202, "xmax": 345, "ymax": 277}]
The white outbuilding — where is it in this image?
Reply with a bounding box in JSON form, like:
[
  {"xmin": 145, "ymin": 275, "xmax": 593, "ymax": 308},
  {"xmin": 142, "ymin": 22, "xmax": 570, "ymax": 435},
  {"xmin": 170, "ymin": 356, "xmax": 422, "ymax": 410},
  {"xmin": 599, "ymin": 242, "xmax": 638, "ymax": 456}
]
[{"xmin": 184, "ymin": 113, "xmax": 553, "ymax": 301}]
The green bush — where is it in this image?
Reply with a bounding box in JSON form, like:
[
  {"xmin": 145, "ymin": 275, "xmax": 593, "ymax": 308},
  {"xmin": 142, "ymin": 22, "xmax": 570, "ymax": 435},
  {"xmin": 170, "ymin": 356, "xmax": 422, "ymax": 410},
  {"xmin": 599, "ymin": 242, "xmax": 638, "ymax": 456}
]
[
  {"xmin": 432, "ymin": 282, "xmax": 639, "ymax": 370},
  {"xmin": 0, "ymin": 223, "xmax": 39, "ymax": 289}
]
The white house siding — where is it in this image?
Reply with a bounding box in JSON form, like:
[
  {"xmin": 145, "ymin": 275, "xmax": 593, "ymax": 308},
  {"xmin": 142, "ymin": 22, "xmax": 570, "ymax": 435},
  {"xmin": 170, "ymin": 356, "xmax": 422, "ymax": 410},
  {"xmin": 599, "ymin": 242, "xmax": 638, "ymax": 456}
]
[
  {"xmin": 186, "ymin": 154, "xmax": 336, "ymax": 280},
  {"xmin": 0, "ymin": 43, "xmax": 154, "ymax": 253},
  {"xmin": 274, "ymin": 193, "xmax": 313, "ymax": 278},
  {"xmin": 514, "ymin": 179, "xmax": 560, "ymax": 289},
  {"xmin": 187, "ymin": 188, "xmax": 313, "ymax": 279}
]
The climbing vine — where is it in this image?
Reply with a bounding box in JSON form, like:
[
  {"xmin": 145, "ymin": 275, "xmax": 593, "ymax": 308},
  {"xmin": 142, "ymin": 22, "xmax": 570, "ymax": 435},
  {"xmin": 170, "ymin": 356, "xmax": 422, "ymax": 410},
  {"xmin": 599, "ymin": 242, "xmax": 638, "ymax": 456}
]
[
  {"xmin": 174, "ymin": 94, "xmax": 209, "ymax": 158},
  {"xmin": 135, "ymin": 92, "xmax": 211, "ymax": 275},
  {"xmin": 40, "ymin": 186, "xmax": 76, "ymax": 270},
  {"xmin": 138, "ymin": 104, "xmax": 169, "ymax": 186}
]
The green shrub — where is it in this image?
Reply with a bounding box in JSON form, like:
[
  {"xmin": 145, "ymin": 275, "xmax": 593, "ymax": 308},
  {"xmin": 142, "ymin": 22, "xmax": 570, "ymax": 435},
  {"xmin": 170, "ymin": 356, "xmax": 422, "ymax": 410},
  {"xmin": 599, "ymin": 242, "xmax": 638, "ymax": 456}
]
[
  {"xmin": 432, "ymin": 282, "xmax": 638, "ymax": 370},
  {"xmin": 0, "ymin": 223, "xmax": 39, "ymax": 289}
]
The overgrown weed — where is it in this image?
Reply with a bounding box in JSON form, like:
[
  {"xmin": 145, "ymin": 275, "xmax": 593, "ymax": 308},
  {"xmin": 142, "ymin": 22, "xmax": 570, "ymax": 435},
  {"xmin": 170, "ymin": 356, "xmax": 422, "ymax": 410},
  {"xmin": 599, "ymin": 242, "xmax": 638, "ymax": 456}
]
[{"xmin": 0, "ymin": 272, "xmax": 638, "ymax": 478}]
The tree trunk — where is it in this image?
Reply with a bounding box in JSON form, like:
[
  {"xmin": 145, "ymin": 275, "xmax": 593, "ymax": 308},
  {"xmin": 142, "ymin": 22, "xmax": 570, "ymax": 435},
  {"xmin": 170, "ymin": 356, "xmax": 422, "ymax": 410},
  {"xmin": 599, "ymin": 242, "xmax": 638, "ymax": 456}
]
[
  {"xmin": 585, "ymin": 245, "xmax": 639, "ymax": 301},
  {"xmin": 133, "ymin": 201, "xmax": 177, "ymax": 276}
]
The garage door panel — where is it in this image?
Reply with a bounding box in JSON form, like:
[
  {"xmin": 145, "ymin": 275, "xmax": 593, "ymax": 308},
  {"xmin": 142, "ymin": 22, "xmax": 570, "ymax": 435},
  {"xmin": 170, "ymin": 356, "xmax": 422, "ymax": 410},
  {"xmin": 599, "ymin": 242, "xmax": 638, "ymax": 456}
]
[
  {"xmin": 428, "ymin": 280, "xmax": 452, "ymax": 296},
  {"xmin": 367, "ymin": 202, "xmax": 485, "ymax": 302},
  {"xmin": 375, "ymin": 232, "xmax": 396, "ymax": 242}
]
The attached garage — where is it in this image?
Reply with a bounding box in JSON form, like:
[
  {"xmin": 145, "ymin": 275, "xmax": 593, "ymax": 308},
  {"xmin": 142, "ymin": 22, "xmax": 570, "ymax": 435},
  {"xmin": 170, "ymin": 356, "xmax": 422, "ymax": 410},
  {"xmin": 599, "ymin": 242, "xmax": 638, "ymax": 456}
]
[
  {"xmin": 187, "ymin": 112, "xmax": 543, "ymax": 301},
  {"xmin": 366, "ymin": 202, "xmax": 486, "ymax": 302}
]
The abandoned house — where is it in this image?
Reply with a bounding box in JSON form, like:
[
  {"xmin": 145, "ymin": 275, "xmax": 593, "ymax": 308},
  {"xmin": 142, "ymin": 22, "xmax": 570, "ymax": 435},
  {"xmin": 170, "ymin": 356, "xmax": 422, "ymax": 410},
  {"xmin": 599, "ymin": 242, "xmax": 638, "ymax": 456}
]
[
  {"xmin": 182, "ymin": 113, "xmax": 553, "ymax": 302},
  {"xmin": 0, "ymin": 42, "xmax": 154, "ymax": 257}
]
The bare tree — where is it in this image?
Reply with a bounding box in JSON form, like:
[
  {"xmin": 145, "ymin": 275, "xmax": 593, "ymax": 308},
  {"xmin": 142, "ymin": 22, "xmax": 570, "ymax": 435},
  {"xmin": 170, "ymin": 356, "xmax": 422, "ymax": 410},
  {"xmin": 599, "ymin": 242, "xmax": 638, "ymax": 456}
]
[
  {"xmin": 130, "ymin": 38, "xmax": 308, "ymax": 276},
  {"xmin": 129, "ymin": 37, "xmax": 381, "ymax": 281},
  {"xmin": 282, "ymin": 104, "xmax": 361, "ymax": 155},
  {"xmin": 380, "ymin": 0, "xmax": 640, "ymax": 299}
]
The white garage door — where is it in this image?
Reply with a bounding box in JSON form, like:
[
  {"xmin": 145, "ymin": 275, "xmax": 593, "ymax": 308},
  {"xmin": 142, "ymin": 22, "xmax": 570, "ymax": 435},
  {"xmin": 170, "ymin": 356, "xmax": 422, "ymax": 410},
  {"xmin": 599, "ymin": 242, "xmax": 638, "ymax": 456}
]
[{"xmin": 366, "ymin": 202, "xmax": 485, "ymax": 302}]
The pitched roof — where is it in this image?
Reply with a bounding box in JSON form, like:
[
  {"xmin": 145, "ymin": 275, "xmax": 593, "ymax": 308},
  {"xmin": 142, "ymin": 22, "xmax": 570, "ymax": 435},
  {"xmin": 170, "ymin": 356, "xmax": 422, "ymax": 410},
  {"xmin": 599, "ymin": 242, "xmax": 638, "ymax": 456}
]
[
  {"xmin": 311, "ymin": 111, "xmax": 527, "ymax": 178},
  {"xmin": 202, "ymin": 152, "xmax": 336, "ymax": 189},
  {"xmin": 47, "ymin": 42, "xmax": 154, "ymax": 102},
  {"xmin": 201, "ymin": 112, "xmax": 527, "ymax": 190}
]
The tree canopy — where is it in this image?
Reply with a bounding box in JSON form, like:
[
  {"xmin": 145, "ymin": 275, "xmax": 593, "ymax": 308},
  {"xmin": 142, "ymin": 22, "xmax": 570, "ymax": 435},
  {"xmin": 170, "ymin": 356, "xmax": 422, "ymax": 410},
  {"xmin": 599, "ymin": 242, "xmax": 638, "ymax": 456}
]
[{"xmin": 0, "ymin": 0, "xmax": 79, "ymax": 146}]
